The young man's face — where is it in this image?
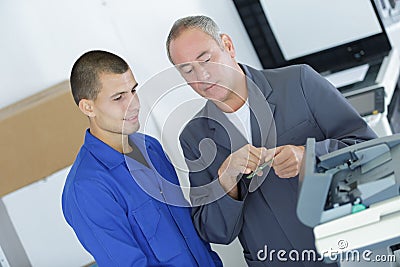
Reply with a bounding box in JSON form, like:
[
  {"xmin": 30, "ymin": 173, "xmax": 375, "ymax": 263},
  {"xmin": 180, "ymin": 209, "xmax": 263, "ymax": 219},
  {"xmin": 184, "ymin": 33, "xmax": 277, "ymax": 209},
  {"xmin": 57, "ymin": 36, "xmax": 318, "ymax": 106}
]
[
  {"xmin": 89, "ymin": 69, "xmax": 140, "ymax": 140},
  {"xmin": 169, "ymin": 28, "xmax": 240, "ymax": 104}
]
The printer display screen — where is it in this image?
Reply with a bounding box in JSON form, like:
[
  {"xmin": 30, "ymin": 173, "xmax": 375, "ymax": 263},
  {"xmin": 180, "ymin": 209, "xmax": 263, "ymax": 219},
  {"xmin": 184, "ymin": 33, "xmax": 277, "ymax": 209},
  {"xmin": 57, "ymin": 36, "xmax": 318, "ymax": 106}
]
[{"xmin": 259, "ymin": 0, "xmax": 383, "ymax": 60}]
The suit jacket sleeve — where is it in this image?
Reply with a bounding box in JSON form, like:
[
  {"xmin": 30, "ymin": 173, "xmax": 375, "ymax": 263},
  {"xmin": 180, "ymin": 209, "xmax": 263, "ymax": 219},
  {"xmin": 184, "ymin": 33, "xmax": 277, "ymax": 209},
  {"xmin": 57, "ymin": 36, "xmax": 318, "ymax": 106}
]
[
  {"xmin": 300, "ymin": 64, "xmax": 377, "ymax": 156},
  {"xmin": 180, "ymin": 136, "xmax": 245, "ymax": 245}
]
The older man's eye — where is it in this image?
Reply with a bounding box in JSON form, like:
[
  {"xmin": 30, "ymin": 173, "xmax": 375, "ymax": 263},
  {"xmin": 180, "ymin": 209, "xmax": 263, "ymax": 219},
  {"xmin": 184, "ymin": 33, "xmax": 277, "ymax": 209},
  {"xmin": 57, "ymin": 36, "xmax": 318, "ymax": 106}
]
[{"xmin": 181, "ymin": 66, "xmax": 193, "ymax": 74}]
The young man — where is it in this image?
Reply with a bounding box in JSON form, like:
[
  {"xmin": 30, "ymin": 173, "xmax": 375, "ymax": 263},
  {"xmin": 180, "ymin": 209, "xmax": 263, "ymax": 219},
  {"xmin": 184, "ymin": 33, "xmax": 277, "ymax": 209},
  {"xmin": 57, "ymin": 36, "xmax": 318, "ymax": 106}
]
[
  {"xmin": 166, "ymin": 16, "xmax": 377, "ymax": 266},
  {"xmin": 61, "ymin": 50, "xmax": 222, "ymax": 267}
]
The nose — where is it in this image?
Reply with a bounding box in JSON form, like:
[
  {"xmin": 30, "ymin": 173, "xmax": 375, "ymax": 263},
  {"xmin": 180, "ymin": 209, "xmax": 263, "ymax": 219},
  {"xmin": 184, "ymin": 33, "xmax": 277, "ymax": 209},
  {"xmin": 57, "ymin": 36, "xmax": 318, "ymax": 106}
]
[
  {"xmin": 194, "ymin": 64, "xmax": 210, "ymax": 81},
  {"xmin": 127, "ymin": 91, "xmax": 140, "ymax": 112}
]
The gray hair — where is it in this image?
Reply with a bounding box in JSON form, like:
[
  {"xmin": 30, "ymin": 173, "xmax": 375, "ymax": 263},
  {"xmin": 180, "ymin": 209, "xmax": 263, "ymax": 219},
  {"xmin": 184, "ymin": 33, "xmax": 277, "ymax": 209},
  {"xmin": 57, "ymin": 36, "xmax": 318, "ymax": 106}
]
[{"xmin": 166, "ymin": 15, "xmax": 223, "ymax": 64}]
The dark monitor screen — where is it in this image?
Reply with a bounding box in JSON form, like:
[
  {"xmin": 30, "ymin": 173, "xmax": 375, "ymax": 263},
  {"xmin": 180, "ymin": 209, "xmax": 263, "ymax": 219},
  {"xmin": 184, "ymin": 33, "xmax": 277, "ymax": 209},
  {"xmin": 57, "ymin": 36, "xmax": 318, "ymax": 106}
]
[{"xmin": 233, "ymin": 0, "xmax": 392, "ymax": 73}]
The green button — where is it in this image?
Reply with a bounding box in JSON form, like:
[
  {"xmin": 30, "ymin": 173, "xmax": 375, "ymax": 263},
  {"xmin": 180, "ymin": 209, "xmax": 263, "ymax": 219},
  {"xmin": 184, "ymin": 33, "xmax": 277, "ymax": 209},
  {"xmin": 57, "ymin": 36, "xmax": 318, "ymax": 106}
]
[{"xmin": 351, "ymin": 204, "xmax": 366, "ymax": 214}]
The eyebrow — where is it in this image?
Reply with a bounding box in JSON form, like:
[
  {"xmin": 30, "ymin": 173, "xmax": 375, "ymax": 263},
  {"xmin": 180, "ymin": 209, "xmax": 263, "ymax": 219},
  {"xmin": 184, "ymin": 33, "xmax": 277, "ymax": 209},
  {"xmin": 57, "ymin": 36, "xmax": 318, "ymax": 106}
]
[
  {"xmin": 196, "ymin": 51, "xmax": 208, "ymax": 60},
  {"xmin": 178, "ymin": 51, "xmax": 209, "ymax": 69},
  {"xmin": 110, "ymin": 83, "xmax": 139, "ymax": 98}
]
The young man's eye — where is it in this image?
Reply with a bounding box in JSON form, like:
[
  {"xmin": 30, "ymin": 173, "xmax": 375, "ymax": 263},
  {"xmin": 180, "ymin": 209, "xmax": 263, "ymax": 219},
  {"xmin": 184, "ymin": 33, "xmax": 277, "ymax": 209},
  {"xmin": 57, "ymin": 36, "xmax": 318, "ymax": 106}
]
[
  {"xmin": 131, "ymin": 88, "xmax": 137, "ymax": 94},
  {"xmin": 113, "ymin": 95, "xmax": 122, "ymax": 101}
]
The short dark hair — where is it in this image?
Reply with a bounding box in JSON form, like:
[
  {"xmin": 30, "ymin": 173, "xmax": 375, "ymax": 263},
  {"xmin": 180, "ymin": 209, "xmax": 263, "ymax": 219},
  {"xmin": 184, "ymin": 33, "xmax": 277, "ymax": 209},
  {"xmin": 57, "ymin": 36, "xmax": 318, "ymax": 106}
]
[{"xmin": 70, "ymin": 50, "xmax": 129, "ymax": 105}]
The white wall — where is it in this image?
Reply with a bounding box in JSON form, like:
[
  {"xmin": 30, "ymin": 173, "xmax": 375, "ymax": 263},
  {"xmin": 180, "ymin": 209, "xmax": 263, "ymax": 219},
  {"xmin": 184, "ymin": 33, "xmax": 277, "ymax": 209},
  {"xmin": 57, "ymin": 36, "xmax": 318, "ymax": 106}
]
[
  {"xmin": 0, "ymin": 0, "xmax": 262, "ymax": 266},
  {"xmin": 0, "ymin": 0, "xmax": 261, "ymax": 110}
]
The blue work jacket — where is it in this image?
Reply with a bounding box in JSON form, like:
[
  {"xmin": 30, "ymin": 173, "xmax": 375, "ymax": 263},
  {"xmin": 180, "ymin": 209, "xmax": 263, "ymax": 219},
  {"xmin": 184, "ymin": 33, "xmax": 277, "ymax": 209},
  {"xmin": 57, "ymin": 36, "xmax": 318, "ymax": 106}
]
[{"xmin": 62, "ymin": 130, "xmax": 222, "ymax": 267}]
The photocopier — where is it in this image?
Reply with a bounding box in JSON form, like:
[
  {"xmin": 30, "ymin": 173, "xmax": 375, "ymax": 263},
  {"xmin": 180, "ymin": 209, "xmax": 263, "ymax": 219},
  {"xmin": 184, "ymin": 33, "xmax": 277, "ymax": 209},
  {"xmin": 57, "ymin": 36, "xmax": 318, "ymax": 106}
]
[{"xmin": 297, "ymin": 134, "xmax": 400, "ymax": 264}]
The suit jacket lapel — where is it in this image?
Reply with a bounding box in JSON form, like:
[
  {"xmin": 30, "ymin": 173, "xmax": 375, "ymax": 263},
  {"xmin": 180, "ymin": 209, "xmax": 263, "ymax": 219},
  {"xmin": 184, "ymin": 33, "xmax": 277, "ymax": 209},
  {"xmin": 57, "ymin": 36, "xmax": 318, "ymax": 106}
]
[
  {"xmin": 246, "ymin": 68, "xmax": 277, "ymax": 149},
  {"xmin": 202, "ymin": 69, "xmax": 277, "ymax": 153},
  {"xmin": 204, "ymin": 101, "xmax": 248, "ymax": 152},
  {"xmin": 245, "ymin": 65, "xmax": 309, "ymax": 250}
]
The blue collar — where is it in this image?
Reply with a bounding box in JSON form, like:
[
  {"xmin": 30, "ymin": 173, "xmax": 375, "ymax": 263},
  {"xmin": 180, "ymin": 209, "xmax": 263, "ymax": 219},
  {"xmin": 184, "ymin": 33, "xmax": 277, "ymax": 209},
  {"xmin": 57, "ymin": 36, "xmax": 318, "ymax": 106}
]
[{"xmin": 83, "ymin": 129, "xmax": 151, "ymax": 170}]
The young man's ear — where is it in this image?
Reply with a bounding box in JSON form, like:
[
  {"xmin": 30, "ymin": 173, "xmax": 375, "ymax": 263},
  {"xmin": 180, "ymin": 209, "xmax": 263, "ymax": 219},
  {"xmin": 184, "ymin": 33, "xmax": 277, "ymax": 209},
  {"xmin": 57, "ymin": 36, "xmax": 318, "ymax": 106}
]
[
  {"xmin": 78, "ymin": 99, "xmax": 95, "ymax": 118},
  {"xmin": 220, "ymin": 34, "xmax": 236, "ymax": 58}
]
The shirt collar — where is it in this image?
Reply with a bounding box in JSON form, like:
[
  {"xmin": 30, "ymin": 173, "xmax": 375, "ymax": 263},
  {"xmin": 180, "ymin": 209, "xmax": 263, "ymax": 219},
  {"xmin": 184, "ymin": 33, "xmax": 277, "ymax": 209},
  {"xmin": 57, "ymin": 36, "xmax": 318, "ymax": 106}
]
[
  {"xmin": 240, "ymin": 63, "xmax": 254, "ymax": 81},
  {"xmin": 125, "ymin": 134, "xmax": 153, "ymax": 171},
  {"xmin": 83, "ymin": 129, "xmax": 151, "ymax": 170}
]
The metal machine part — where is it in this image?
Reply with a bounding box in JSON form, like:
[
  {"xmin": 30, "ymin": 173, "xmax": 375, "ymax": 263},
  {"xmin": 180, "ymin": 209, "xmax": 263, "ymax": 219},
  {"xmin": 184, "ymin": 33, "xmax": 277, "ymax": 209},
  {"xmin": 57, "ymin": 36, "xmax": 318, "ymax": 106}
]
[{"xmin": 297, "ymin": 134, "xmax": 400, "ymax": 227}]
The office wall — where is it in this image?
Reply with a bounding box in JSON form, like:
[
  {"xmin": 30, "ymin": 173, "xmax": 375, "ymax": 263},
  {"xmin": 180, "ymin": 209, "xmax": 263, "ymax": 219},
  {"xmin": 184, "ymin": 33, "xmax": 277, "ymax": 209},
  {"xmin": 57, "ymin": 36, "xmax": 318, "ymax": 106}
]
[
  {"xmin": 0, "ymin": 0, "xmax": 261, "ymax": 266},
  {"xmin": 0, "ymin": 0, "xmax": 261, "ymax": 110}
]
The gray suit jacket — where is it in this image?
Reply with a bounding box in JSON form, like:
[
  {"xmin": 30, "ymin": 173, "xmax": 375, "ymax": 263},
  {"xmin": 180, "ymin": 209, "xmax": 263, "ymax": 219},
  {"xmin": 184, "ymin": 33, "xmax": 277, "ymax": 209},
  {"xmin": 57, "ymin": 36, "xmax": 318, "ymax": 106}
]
[{"xmin": 179, "ymin": 64, "xmax": 377, "ymax": 267}]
